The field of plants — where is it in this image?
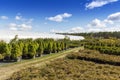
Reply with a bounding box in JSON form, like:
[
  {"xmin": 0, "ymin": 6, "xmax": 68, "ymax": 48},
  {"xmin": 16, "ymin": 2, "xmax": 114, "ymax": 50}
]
[
  {"xmin": 7, "ymin": 49, "xmax": 120, "ymax": 80},
  {"xmin": 67, "ymin": 49, "xmax": 120, "ymax": 66},
  {"xmin": 1, "ymin": 36, "xmax": 120, "ymax": 80},
  {"xmin": 0, "ymin": 35, "xmax": 72, "ymax": 62},
  {"xmin": 82, "ymin": 39, "xmax": 120, "ymax": 55}
]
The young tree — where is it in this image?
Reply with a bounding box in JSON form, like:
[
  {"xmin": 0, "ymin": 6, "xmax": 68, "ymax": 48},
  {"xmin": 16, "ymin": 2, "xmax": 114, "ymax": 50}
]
[
  {"xmin": 11, "ymin": 43, "xmax": 22, "ymax": 62},
  {"xmin": 0, "ymin": 42, "xmax": 11, "ymax": 60},
  {"xmin": 43, "ymin": 42, "xmax": 48, "ymax": 54},
  {"xmin": 47, "ymin": 42, "xmax": 53, "ymax": 54},
  {"xmin": 61, "ymin": 42, "xmax": 65, "ymax": 50},
  {"xmin": 52, "ymin": 42, "xmax": 57, "ymax": 53},
  {"xmin": 28, "ymin": 43, "xmax": 36, "ymax": 58},
  {"xmin": 22, "ymin": 43, "xmax": 28, "ymax": 58},
  {"xmin": 10, "ymin": 35, "xmax": 18, "ymax": 44},
  {"xmin": 56, "ymin": 42, "xmax": 61, "ymax": 52},
  {"xmin": 37, "ymin": 42, "xmax": 44, "ymax": 57},
  {"xmin": 64, "ymin": 42, "xmax": 68, "ymax": 50},
  {"xmin": 3, "ymin": 44, "xmax": 11, "ymax": 60},
  {"xmin": 0, "ymin": 54, "xmax": 4, "ymax": 61},
  {"xmin": 18, "ymin": 41, "xmax": 24, "ymax": 55}
]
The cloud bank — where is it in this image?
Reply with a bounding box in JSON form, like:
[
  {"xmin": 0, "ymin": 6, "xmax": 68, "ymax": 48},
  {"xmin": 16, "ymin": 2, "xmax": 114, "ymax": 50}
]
[{"xmin": 51, "ymin": 12, "xmax": 120, "ymax": 33}]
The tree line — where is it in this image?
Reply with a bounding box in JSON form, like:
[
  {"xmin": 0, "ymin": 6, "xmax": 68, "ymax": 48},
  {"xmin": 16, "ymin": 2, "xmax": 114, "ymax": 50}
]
[{"xmin": 57, "ymin": 31, "xmax": 120, "ymax": 39}]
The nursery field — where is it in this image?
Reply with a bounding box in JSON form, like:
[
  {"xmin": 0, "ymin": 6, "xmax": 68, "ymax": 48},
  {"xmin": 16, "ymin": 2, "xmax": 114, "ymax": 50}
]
[
  {"xmin": 0, "ymin": 47, "xmax": 81, "ymax": 80},
  {"xmin": 7, "ymin": 49, "xmax": 120, "ymax": 80}
]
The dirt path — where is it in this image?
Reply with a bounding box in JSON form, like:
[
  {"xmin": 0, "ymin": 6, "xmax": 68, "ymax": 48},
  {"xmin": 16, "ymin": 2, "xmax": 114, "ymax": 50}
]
[{"xmin": 0, "ymin": 47, "xmax": 82, "ymax": 80}]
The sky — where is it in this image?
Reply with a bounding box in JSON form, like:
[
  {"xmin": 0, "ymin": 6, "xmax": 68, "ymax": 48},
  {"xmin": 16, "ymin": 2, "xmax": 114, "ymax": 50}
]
[{"xmin": 0, "ymin": 0, "xmax": 120, "ymax": 33}]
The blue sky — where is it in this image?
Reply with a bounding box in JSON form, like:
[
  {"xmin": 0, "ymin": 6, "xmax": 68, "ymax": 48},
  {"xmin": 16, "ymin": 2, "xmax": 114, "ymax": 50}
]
[{"xmin": 0, "ymin": 0, "xmax": 120, "ymax": 33}]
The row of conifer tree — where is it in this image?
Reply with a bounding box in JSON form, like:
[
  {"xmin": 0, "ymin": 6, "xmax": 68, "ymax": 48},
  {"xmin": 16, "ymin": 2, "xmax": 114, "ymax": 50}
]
[{"xmin": 0, "ymin": 35, "xmax": 69, "ymax": 62}]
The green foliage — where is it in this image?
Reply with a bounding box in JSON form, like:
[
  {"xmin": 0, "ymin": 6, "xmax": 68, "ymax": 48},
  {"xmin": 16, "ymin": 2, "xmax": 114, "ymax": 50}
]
[
  {"xmin": 67, "ymin": 49, "xmax": 120, "ymax": 66},
  {"xmin": 37, "ymin": 42, "xmax": 44, "ymax": 56},
  {"xmin": 17, "ymin": 41, "xmax": 24, "ymax": 54},
  {"xmin": 82, "ymin": 39, "xmax": 120, "ymax": 55},
  {"xmin": 47, "ymin": 42, "xmax": 53, "ymax": 54},
  {"xmin": 0, "ymin": 41, "xmax": 11, "ymax": 60},
  {"xmin": 10, "ymin": 35, "xmax": 18, "ymax": 44},
  {"xmin": 60, "ymin": 42, "xmax": 65, "ymax": 50},
  {"xmin": 0, "ymin": 35, "xmax": 76, "ymax": 61},
  {"xmin": 52, "ymin": 42, "xmax": 57, "ymax": 53},
  {"xmin": 11, "ymin": 43, "xmax": 22, "ymax": 60},
  {"xmin": 3, "ymin": 44, "xmax": 11, "ymax": 60},
  {"xmin": 28, "ymin": 43, "xmax": 36, "ymax": 58},
  {"xmin": 22, "ymin": 43, "xmax": 28, "ymax": 58},
  {"xmin": 0, "ymin": 54, "xmax": 4, "ymax": 60},
  {"xmin": 56, "ymin": 42, "xmax": 61, "ymax": 52}
]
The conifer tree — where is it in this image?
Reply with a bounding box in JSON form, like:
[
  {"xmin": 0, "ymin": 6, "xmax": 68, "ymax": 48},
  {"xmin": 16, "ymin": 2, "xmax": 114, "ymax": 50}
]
[
  {"xmin": 61, "ymin": 42, "xmax": 65, "ymax": 50},
  {"xmin": 22, "ymin": 43, "xmax": 28, "ymax": 58},
  {"xmin": 28, "ymin": 43, "xmax": 36, "ymax": 58},
  {"xmin": 52, "ymin": 42, "xmax": 57, "ymax": 53},
  {"xmin": 37, "ymin": 42, "xmax": 44, "ymax": 56},
  {"xmin": 57, "ymin": 42, "xmax": 61, "ymax": 52},
  {"xmin": 47, "ymin": 42, "xmax": 53, "ymax": 54},
  {"xmin": 11, "ymin": 43, "xmax": 22, "ymax": 61}
]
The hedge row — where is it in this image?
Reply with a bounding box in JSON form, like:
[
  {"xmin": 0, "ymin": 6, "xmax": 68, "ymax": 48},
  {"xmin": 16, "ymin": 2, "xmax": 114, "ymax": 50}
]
[
  {"xmin": 66, "ymin": 49, "xmax": 120, "ymax": 66},
  {"xmin": 80, "ymin": 39, "xmax": 120, "ymax": 55},
  {"xmin": 85, "ymin": 45, "xmax": 120, "ymax": 55}
]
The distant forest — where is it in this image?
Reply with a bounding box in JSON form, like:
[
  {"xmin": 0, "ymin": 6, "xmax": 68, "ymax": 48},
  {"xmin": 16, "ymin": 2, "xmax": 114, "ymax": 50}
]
[{"xmin": 57, "ymin": 32, "xmax": 120, "ymax": 39}]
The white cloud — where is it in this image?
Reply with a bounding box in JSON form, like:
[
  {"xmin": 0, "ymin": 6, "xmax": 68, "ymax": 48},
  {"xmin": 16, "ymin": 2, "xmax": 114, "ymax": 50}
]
[
  {"xmin": 62, "ymin": 13, "xmax": 72, "ymax": 18},
  {"xmin": 52, "ymin": 25, "xmax": 120, "ymax": 33},
  {"xmin": 15, "ymin": 14, "xmax": 34, "ymax": 24},
  {"xmin": 104, "ymin": 19, "xmax": 114, "ymax": 24},
  {"xmin": 107, "ymin": 12, "xmax": 120, "ymax": 21},
  {"xmin": 86, "ymin": 12, "xmax": 120, "ymax": 31},
  {"xmin": 87, "ymin": 18, "xmax": 106, "ymax": 28},
  {"xmin": 69, "ymin": 27, "xmax": 84, "ymax": 33},
  {"xmin": 103, "ymin": 12, "xmax": 120, "ymax": 24},
  {"xmin": 8, "ymin": 14, "xmax": 33, "ymax": 31},
  {"xmin": 18, "ymin": 24, "xmax": 32, "ymax": 30},
  {"xmin": 9, "ymin": 23, "xmax": 17, "ymax": 31},
  {"xmin": 86, "ymin": 12, "xmax": 120, "ymax": 32},
  {"xmin": 47, "ymin": 15, "xmax": 63, "ymax": 22},
  {"xmin": 15, "ymin": 15, "xmax": 22, "ymax": 20},
  {"xmin": 10, "ymin": 27, "xmax": 18, "ymax": 31},
  {"xmin": 51, "ymin": 12, "xmax": 120, "ymax": 33},
  {"xmin": 86, "ymin": 0, "xmax": 118, "ymax": 9},
  {"xmin": 87, "ymin": 26, "xmax": 120, "ymax": 32},
  {"xmin": 9, "ymin": 23, "xmax": 32, "ymax": 31},
  {"xmin": 50, "ymin": 27, "xmax": 84, "ymax": 33},
  {"xmin": 9, "ymin": 23, "xmax": 17, "ymax": 27},
  {"xmin": 50, "ymin": 29, "xmax": 64, "ymax": 33},
  {"xmin": 46, "ymin": 13, "xmax": 72, "ymax": 22},
  {"xmin": 0, "ymin": 16, "xmax": 8, "ymax": 20},
  {"xmin": 87, "ymin": 28, "xmax": 103, "ymax": 32}
]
